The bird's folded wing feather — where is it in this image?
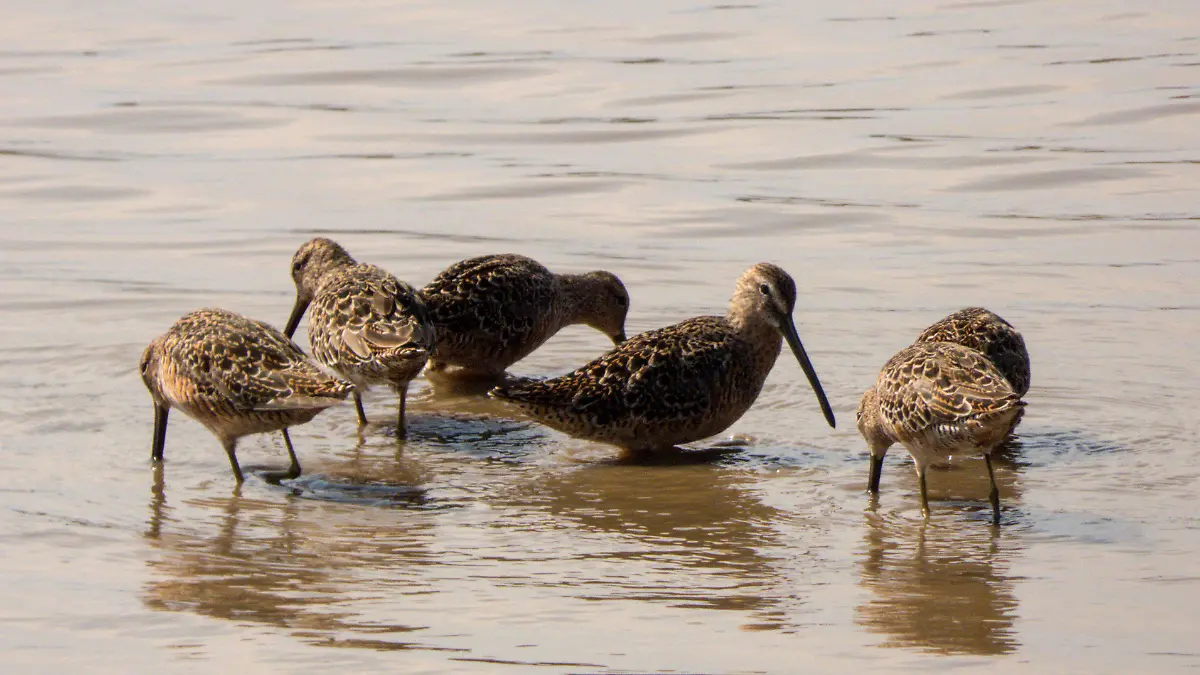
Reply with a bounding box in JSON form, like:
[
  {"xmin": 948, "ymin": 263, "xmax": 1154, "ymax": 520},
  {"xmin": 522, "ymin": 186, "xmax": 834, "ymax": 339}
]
[
  {"xmin": 879, "ymin": 344, "xmax": 1018, "ymax": 436},
  {"xmin": 499, "ymin": 316, "xmax": 733, "ymax": 425}
]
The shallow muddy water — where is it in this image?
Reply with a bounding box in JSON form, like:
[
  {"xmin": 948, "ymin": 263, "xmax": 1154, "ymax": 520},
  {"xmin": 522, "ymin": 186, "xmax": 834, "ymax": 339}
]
[{"xmin": 1, "ymin": 0, "xmax": 1198, "ymax": 672}]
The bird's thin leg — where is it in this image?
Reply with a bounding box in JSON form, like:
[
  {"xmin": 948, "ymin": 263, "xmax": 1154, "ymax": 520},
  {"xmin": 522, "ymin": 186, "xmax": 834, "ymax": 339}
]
[
  {"xmin": 223, "ymin": 439, "xmax": 244, "ymax": 484},
  {"xmin": 354, "ymin": 391, "xmax": 368, "ymax": 426},
  {"xmin": 281, "ymin": 429, "xmax": 301, "ymax": 479},
  {"xmin": 985, "ymin": 453, "xmax": 1001, "ymax": 526}
]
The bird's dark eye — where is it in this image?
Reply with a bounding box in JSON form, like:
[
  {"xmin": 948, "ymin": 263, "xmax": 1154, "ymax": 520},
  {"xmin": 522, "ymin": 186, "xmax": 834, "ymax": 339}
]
[
  {"xmin": 856, "ymin": 410, "xmax": 863, "ymax": 421},
  {"xmin": 758, "ymin": 283, "xmax": 770, "ymax": 296},
  {"xmin": 615, "ymin": 295, "xmax": 628, "ymax": 308}
]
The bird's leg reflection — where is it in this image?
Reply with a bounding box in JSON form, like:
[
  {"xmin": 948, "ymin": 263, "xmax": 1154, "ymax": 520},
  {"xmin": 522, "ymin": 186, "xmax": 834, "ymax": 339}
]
[
  {"xmin": 145, "ymin": 463, "xmax": 167, "ymax": 540},
  {"xmin": 141, "ymin": 482, "xmax": 435, "ymax": 645},
  {"xmin": 856, "ymin": 473, "xmax": 1022, "ymax": 655},
  {"xmin": 213, "ymin": 491, "xmax": 246, "ymax": 557},
  {"xmin": 865, "ymin": 488, "xmax": 881, "ymax": 514},
  {"xmin": 509, "ymin": 461, "xmax": 793, "ymax": 628}
]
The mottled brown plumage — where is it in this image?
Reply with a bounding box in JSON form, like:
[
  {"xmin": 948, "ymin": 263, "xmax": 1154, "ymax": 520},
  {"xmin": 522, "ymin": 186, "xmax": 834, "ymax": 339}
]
[
  {"xmin": 420, "ymin": 254, "xmax": 629, "ymax": 377},
  {"xmin": 284, "ymin": 238, "xmax": 435, "ymax": 432},
  {"xmin": 140, "ymin": 307, "xmax": 354, "ymax": 483},
  {"xmin": 490, "ymin": 263, "xmax": 835, "ymax": 452},
  {"xmin": 856, "ymin": 341, "xmax": 1025, "ymax": 524},
  {"xmin": 914, "ymin": 307, "xmax": 1030, "ymax": 397}
]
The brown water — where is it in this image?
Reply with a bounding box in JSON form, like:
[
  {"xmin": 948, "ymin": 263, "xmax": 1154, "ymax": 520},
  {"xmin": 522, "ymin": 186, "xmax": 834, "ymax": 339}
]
[{"xmin": 2, "ymin": 0, "xmax": 1198, "ymax": 672}]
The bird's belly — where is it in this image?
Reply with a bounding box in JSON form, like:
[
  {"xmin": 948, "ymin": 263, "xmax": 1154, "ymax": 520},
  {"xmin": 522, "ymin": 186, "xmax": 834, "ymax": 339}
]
[{"xmin": 187, "ymin": 406, "xmax": 320, "ymax": 440}]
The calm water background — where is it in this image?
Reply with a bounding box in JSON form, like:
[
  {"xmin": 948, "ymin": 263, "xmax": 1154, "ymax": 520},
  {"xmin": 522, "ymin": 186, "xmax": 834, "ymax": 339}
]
[{"xmin": 1, "ymin": 0, "xmax": 1198, "ymax": 672}]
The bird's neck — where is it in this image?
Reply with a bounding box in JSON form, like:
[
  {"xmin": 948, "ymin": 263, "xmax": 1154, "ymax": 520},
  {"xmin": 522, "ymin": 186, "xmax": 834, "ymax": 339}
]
[
  {"xmin": 726, "ymin": 306, "xmax": 778, "ymax": 344},
  {"xmin": 559, "ymin": 274, "xmax": 597, "ymax": 326}
]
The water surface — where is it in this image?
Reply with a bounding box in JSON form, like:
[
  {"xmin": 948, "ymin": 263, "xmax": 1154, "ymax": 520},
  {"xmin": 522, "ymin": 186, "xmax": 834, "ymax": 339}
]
[{"xmin": 1, "ymin": 0, "xmax": 1198, "ymax": 672}]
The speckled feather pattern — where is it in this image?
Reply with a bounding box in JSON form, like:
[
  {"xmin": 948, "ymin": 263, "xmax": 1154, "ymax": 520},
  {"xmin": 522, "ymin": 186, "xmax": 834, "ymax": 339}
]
[
  {"xmin": 861, "ymin": 341, "xmax": 1025, "ymax": 467},
  {"xmin": 914, "ymin": 307, "xmax": 1030, "ymax": 397},
  {"xmin": 287, "ymin": 238, "xmax": 435, "ymax": 394},
  {"xmin": 141, "ymin": 308, "xmax": 353, "ymax": 441},
  {"xmin": 492, "ymin": 316, "xmax": 772, "ymax": 450},
  {"xmin": 307, "ymin": 263, "xmax": 434, "ymax": 389},
  {"xmin": 491, "ymin": 263, "xmax": 832, "ymax": 452},
  {"xmin": 420, "ymin": 254, "xmax": 628, "ymax": 376}
]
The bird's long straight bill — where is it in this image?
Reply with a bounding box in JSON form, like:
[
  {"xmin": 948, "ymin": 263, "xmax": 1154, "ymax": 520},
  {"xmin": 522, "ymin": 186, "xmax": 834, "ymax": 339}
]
[
  {"xmin": 151, "ymin": 403, "xmax": 169, "ymax": 462},
  {"xmin": 867, "ymin": 454, "xmax": 884, "ymax": 493},
  {"xmin": 283, "ymin": 295, "xmax": 309, "ymax": 338},
  {"xmin": 782, "ymin": 318, "xmax": 836, "ymax": 428}
]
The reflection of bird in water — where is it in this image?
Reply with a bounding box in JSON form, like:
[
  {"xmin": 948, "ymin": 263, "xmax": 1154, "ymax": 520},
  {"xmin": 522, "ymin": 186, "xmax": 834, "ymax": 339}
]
[
  {"xmin": 142, "ymin": 469, "xmax": 437, "ymax": 649},
  {"xmin": 491, "ymin": 263, "xmax": 835, "ymax": 453},
  {"xmin": 507, "ymin": 460, "xmax": 794, "ymax": 627},
  {"xmin": 856, "ymin": 504, "xmax": 1021, "ymax": 656},
  {"xmin": 915, "ymin": 307, "xmax": 1030, "ymax": 397},
  {"xmin": 857, "ymin": 342, "xmax": 1025, "ymax": 524},
  {"xmin": 284, "ymin": 237, "xmax": 435, "ymax": 433},
  {"xmin": 139, "ymin": 307, "xmax": 353, "ymax": 483},
  {"xmin": 420, "ymin": 253, "xmax": 629, "ymax": 378}
]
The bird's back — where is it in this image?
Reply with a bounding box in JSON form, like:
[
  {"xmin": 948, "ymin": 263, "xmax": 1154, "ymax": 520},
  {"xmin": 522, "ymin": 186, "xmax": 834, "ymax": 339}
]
[
  {"xmin": 915, "ymin": 307, "xmax": 1030, "ymax": 397},
  {"xmin": 158, "ymin": 308, "xmax": 352, "ymax": 434},
  {"xmin": 421, "ymin": 254, "xmax": 562, "ymax": 370},
  {"xmin": 877, "ymin": 341, "xmax": 1024, "ymax": 456},
  {"xmin": 493, "ymin": 316, "xmax": 760, "ymax": 449},
  {"xmin": 308, "ymin": 264, "xmax": 433, "ymax": 384}
]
